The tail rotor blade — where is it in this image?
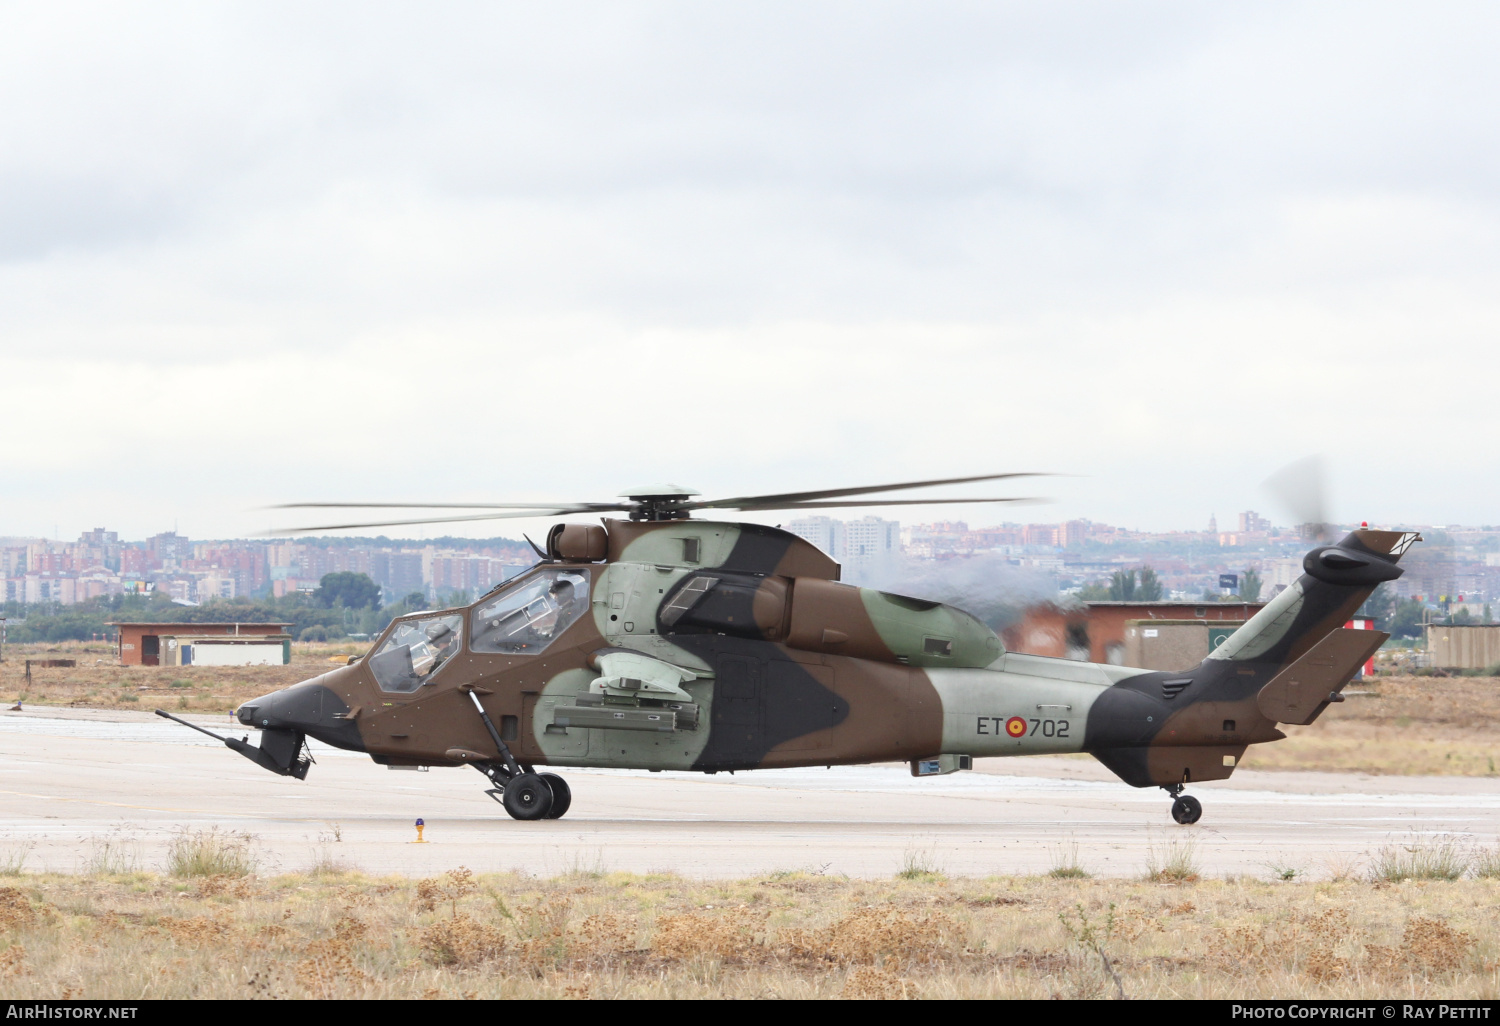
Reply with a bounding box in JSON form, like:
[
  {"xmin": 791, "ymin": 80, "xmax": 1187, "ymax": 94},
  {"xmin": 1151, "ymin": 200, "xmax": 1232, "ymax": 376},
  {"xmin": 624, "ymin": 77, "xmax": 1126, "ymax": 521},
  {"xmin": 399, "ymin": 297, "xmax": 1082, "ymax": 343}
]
[{"xmin": 1264, "ymin": 455, "xmax": 1330, "ymax": 541}]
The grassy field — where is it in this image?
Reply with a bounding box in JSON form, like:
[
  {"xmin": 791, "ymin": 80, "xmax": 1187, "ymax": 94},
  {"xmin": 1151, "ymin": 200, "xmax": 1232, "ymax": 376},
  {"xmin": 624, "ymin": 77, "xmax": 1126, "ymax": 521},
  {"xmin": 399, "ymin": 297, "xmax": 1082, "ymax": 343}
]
[
  {"xmin": 0, "ymin": 830, "xmax": 1497, "ymax": 999},
  {"xmin": 0, "ymin": 640, "xmax": 364, "ymax": 715},
  {"xmin": 1239, "ymin": 675, "xmax": 1500, "ymax": 777},
  {"xmin": 3, "ymin": 643, "xmax": 1499, "ymax": 778}
]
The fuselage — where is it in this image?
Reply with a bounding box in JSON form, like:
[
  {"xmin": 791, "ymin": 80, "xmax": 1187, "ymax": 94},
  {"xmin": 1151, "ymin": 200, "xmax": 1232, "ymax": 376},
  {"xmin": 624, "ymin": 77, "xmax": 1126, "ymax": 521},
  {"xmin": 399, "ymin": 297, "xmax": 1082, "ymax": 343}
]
[{"xmin": 237, "ymin": 520, "xmax": 1412, "ymax": 790}]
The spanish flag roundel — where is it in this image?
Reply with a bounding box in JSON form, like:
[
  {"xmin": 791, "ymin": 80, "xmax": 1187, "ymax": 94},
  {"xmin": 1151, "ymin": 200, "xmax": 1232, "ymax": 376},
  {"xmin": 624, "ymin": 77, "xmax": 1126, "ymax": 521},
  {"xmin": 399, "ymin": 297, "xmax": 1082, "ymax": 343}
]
[{"xmin": 1005, "ymin": 716, "xmax": 1027, "ymax": 738}]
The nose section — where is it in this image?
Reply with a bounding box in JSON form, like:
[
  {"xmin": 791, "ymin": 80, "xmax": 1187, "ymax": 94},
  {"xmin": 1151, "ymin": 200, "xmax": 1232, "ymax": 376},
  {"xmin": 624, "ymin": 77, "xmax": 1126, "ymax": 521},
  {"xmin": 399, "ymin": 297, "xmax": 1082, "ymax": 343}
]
[
  {"xmin": 237, "ymin": 685, "xmax": 313, "ymax": 731},
  {"xmin": 235, "ymin": 668, "xmax": 367, "ymax": 752}
]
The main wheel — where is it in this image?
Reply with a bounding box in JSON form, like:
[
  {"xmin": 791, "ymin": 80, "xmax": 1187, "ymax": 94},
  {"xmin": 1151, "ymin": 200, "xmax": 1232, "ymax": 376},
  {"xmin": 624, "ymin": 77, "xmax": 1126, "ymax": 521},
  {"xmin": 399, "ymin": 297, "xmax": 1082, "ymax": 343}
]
[
  {"xmin": 1171, "ymin": 795, "xmax": 1202, "ymax": 825},
  {"xmin": 502, "ymin": 772, "xmax": 554, "ymax": 820},
  {"xmin": 541, "ymin": 773, "xmax": 572, "ymax": 819}
]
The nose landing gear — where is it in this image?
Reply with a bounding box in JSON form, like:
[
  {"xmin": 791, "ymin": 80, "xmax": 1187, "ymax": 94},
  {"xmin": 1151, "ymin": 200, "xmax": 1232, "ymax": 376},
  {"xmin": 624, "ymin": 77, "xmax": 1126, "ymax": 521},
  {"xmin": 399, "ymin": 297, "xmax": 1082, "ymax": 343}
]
[{"xmin": 1162, "ymin": 784, "xmax": 1202, "ymax": 825}]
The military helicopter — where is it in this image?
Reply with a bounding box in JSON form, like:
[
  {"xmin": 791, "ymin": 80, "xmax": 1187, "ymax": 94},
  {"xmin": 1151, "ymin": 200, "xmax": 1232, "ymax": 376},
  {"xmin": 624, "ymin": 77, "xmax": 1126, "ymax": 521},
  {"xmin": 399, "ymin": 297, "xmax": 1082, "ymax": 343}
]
[{"xmin": 158, "ymin": 474, "xmax": 1417, "ymax": 825}]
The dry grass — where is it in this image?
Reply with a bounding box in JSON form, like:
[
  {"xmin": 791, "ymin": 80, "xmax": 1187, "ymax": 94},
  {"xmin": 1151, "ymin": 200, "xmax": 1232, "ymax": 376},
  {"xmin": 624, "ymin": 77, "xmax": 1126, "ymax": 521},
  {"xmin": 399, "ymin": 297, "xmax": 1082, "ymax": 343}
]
[
  {"xmin": 0, "ymin": 867, "xmax": 1497, "ymax": 998},
  {"xmin": 1144, "ymin": 835, "xmax": 1200, "ymax": 884},
  {"xmin": 165, "ymin": 829, "xmax": 257, "ymax": 879},
  {"xmin": 1240, "ymin": 675, "xmax": 1500, "ymax": 777},
  {"xmin": 1047, "ymin": 840, "xmax": 1090, "ymax": 880},
  {"xmin": 0, "ymin": 641, "xmax": 363, "ymax": 714}
]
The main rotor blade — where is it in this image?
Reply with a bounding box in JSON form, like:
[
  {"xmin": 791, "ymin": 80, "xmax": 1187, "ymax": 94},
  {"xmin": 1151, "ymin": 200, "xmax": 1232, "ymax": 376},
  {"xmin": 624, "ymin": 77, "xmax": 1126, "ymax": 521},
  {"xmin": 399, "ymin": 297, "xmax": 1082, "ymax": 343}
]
[
  {"xmin": 267, "ymin": 502, "xmax": 615, "ymax": 511},
  {"xmin": 264, "ymin": 506, "xmax": 633, "ymax": 535},
  {"xmin": 689, "ymin": 472, "xmax": 1048, "ymax": 511},
  {"xmin": 732, "ymin": 496, "xmax": 1045, "ymax": 511}
]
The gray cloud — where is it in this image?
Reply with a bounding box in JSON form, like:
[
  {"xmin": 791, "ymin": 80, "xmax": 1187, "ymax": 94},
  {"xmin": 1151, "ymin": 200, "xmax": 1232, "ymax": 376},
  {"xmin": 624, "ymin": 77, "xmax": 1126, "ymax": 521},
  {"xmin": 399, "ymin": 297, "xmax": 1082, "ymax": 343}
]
[{"xmin": 1, "ymin": 2, "xmax": 1498, "ymax": 538}]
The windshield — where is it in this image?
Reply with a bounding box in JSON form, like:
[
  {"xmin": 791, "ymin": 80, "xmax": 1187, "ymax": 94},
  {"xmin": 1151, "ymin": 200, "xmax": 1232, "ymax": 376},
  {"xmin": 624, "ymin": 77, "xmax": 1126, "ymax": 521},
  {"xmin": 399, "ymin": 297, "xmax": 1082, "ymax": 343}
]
[
  {"xmin": 471, "ymin": 569, "xmax": 590, "ymax": 654},
  {"xmin": 369, "ymin": 613, "xmax": 463, "ymax": 693}
]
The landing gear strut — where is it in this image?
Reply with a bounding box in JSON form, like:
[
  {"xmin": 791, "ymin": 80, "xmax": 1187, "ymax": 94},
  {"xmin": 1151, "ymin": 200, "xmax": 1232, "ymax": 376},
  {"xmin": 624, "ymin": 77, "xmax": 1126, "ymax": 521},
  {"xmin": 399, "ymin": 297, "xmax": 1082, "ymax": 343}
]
[
  {"xmin": 464, "ymin": 689, "xmax": 572, "ymax": 821},
  {"xmin": 1162, "ymin": 784, "xmax": 1202, "ymax": 825}
]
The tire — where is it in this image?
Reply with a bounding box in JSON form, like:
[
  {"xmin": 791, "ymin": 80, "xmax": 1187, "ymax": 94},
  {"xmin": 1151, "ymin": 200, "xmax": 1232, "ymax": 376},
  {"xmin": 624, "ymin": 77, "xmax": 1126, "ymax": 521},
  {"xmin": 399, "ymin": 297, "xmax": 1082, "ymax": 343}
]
[
  {"xmin": 1171, "ymin": 795, "xmax": 1202, "ymax": 825},
  {"xmin": 541, "ymin": 773, "xmax": 571, "ymax": 819},
  {"xmin": 502, "ymin": 772, "xmax": 554, "ymax": 821}
]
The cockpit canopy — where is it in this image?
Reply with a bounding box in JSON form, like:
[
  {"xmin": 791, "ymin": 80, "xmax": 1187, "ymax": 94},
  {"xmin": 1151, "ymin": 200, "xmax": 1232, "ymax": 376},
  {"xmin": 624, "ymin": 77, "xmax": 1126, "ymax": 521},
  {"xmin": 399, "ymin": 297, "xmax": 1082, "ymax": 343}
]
[
  {"xmin": 470, "ymin": 568, "xmax": 591, "ymax": 654},
  {"xmin": 369, "ymin": 613, "xmax": 463, "ymax": 693}
]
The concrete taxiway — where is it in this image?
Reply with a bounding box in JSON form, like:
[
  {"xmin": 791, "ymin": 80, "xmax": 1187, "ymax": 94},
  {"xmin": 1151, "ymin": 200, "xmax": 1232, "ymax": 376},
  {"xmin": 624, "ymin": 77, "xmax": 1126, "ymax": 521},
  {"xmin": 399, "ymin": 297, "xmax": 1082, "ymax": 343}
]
[{"xmin": 2, "ymin": 706, "xmax": 1496, "ymax": 879}]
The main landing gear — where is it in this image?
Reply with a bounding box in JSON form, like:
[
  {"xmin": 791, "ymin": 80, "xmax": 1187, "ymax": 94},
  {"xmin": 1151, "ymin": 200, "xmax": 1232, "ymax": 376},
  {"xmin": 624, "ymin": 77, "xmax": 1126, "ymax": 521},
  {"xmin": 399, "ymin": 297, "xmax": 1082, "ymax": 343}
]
[
  {"xmin": 471, "ymin": 764, "xmax": 572, "ymax": 820},
  {"xmin": 1162, "ymin": 784, "xmax": 1202, "ymax": 825},
  {"xmin": 464, "ymin": 690, "xmax": 573, "ymax": 821}
]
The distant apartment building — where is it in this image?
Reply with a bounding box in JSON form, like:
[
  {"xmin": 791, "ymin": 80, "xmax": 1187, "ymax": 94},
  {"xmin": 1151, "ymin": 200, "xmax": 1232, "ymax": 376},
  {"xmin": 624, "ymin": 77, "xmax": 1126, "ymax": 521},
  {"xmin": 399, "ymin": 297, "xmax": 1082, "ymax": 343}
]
[
  {"xmin": 1263, "ymin": 557, "xmax": 1303, "ymax": 594},
  {"xmin": 785, "ymin": 515, "xmax": 898, "ymax": 575},
  {"xmin": 1022, "ymin": 523, "xmax": 1059, "ymax": 547},
  {"xmin": 1238, "ymin": 511, "xmax": 1272, "ymax": 533},
  {"xmin": 843, "ymin": 517, "xmax": 900, "ymax": 572},
  {"xmin": 1059, "ymin": 520, "xmax": 1093, "ymax": 549},
  {"xmin": 785, "ymin": 516, "xmax": 844, "ymax": 560},
  {"xmin": 147, "ymin": 531, "xmax": 190, "ymax": 568}
]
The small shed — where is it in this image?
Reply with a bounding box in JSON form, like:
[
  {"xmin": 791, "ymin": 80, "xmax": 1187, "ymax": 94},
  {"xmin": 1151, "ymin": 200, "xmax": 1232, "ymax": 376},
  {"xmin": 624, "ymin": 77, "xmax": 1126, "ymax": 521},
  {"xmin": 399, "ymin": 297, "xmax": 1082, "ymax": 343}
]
[
  {"xmin": 110, "ymin": 622, "xmax": 293, "ymax": 666},
  {"xmin": 1123, "ymin": 620, "xmax": 1246, "ymax": 672},
  {"xmin": 1424, "ymin": 624, "xmax": 1500, "ymax": 670},
  {"xmin": 1005, "ymin": 601, "xmax": 1265, "ymax": 664}
]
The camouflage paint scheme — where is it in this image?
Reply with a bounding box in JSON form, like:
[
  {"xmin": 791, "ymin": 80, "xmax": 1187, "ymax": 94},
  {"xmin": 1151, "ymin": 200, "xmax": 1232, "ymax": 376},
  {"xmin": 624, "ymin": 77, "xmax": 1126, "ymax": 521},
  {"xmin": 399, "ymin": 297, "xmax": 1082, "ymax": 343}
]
[{"xmin": 235, "ymin": 520, "xmax": 1414, "ymax": 796}]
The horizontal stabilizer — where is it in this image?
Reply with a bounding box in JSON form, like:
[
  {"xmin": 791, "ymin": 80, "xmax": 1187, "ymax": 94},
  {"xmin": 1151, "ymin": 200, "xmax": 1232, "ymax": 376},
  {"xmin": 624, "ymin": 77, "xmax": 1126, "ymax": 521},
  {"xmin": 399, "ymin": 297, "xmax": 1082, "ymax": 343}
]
[{"xmin": 1256, "ymin": 628, "xmax": 1387, "ymax": 726}]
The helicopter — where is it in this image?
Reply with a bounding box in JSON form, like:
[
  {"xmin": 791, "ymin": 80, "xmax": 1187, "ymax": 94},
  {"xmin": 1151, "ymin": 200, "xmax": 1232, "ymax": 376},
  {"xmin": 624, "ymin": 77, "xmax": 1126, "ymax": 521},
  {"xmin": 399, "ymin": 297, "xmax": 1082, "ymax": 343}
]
[{"xmin": 157, "ymin": 474, "xmax": 1417, "ymax": 825}]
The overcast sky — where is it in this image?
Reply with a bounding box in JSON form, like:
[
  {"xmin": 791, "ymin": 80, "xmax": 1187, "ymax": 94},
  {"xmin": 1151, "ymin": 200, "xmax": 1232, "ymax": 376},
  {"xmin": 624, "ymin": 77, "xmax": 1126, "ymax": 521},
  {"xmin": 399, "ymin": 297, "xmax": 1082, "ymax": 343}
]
[{"xmin": 3, "ymin": 2, "xmax": 1498, "ymax": 542}]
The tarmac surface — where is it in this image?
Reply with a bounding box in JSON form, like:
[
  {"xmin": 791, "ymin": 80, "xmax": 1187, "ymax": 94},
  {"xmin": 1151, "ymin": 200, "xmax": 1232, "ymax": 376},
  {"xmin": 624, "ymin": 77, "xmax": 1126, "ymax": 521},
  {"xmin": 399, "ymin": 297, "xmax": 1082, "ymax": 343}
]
[{"xmin": 3, "ymin": 706, "xmax": 1497, "ymax": 880}]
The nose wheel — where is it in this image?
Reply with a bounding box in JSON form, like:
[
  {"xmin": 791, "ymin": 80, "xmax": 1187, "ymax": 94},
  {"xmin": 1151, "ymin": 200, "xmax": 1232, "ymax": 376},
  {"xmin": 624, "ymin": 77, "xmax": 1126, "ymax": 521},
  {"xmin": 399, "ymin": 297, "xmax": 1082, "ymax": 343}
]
[{"xmin": 1162, "ymin": 784, "xmax": 1202, "ymax": 825}]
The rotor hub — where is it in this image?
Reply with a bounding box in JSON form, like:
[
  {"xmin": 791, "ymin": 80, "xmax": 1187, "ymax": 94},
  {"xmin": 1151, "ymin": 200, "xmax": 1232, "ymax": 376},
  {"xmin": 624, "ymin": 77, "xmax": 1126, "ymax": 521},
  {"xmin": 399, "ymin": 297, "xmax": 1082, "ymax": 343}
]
[{"xmin": 619, "ymin": 485, "xmax": 700, "ymax": 521}]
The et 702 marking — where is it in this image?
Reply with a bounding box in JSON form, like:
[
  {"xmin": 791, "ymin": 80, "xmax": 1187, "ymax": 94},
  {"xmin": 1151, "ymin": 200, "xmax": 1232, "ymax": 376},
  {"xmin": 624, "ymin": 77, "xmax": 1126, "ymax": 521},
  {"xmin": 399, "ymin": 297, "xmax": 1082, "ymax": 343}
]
[{"xmin": 976, "ymin": 717, "xmax": 1070, "ymax": 738}]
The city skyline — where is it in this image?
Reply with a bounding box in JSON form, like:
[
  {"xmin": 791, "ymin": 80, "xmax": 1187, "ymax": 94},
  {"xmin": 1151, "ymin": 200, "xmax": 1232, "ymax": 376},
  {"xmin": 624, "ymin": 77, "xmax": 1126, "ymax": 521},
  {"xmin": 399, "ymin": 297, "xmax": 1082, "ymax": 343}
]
[{"xmin": 5, "ymin": 508, "xmax": 1491, "ymax": 610}]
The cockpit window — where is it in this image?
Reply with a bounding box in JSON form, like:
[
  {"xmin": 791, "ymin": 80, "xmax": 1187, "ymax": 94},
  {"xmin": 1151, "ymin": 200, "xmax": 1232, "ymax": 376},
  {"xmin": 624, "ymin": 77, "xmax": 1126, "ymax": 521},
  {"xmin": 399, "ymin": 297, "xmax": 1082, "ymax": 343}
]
[
  {"xmin": 369, "ymin": 613, "xmax": 463, "ymax": 693},
  {"xmin": 470, "ymin": 569, "xmax": 590, "ymax": 654}
]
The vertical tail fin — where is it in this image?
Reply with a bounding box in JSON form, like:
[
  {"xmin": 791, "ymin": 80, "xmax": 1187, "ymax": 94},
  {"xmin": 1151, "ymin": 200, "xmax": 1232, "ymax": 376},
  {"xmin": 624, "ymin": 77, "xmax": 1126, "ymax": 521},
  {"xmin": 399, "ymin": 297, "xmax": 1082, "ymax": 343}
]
[
  {"xmin": 1208, "ymin": 528, "xmax": 1417, "ymax": 669},
  {"xmin": 1084, "ymin": 528, "xmax": 1418, "ymax": 788}
]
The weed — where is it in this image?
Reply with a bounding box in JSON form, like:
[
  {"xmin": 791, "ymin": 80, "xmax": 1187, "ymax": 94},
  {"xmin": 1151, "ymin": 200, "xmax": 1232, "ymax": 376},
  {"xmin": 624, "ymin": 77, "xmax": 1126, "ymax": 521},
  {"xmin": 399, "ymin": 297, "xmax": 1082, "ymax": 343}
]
[
  {"xmin": 0, "ymin": 888, "xmax": 48, "ymax": 930},
  {"xmin": 0, "ymin": 843, "xmax": 33, "ymax": 876},
  {"xmin": 841, "ymin": 965, "xmax": 909, "ymax": 999},
  {"xmin": 1144, "ymin": 834, "xmax": 1200, "ymax": 883},
  {"xmin": 784, "ymin": 907, "xmax": 954, "ymax": 969},
  {"xmin": 196, "ymin": 875, "xmax": 252, "ymax": 899},
  {"xmin": 564, "ymin": 848, "xmax": 608, "ymax": 880},
  {"xmin": 654, "ymin": 907, "xmax": 766, "ymax": 962},
  {"xmin": 420, "ymin": 914, "xmax": 507, "ymax": 967},
  {"xmin": 165, "ymin": 828, "xmax": 257, "ymax": 878},
  {"xmin": 307, "ymin": 848, "xmax": 353, "ymax": 879},
  {"xmin": 1368, "ymin": 834, "xmax": 1469, "ymax": 882},
  {"xmin": 1047, "ymin": 840, "xmax": 1089, "ymax": 879},
  {"xmin": 895, "ymin": 844, "xmax": 942, "ymax": 880},
  {"xmin": 1365, "ymin": 916, "xmax": 1475, "ymax": 976},
  {"xmin": 81, "ymin": 837, "xmax": 139, "ymax": 876},
  {"xmin": 1470, "ymin": 845, "xmax": 1500, "ymax": 879},
  {"xmin": 1057, "ymin": 902, "xmax": 1126, "ymax": 999},
  {"xmin": 1324, "ymin": 852, "xmax": 1362, "ymax": 883},
  {"xmin": 1266, "ymin": 863, "xmax": 1300, "ymax": 881},
  {"xmin": 0, "ymin": 944, "xmax": 27, "ymax": 977}
]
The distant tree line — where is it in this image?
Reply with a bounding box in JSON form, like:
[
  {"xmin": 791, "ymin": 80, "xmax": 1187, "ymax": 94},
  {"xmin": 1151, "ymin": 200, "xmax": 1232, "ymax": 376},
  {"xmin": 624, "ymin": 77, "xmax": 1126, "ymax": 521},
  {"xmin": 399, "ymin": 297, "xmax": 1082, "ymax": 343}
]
[{"xmin": 1079, "ymin": 567, "xmax": 1163, "ymax": 602}]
